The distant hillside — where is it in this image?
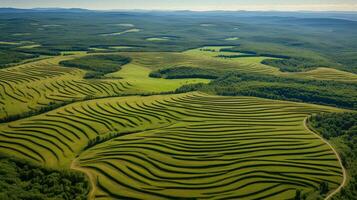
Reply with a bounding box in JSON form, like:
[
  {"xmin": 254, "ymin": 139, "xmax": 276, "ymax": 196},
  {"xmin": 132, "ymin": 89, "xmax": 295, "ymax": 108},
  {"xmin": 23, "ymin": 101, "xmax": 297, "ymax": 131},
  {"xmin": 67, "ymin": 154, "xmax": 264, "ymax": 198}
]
[{"xmin": 0, "ymin": 7, "xmax": 90, "ymax": 13}]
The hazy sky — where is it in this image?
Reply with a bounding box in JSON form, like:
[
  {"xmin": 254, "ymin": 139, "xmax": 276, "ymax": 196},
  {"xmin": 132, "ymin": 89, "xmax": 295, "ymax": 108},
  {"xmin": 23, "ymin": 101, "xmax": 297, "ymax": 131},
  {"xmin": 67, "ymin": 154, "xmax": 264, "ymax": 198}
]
[{"xmin": 1, "ymin": 0, "xmax": 357, "ymax": 11}]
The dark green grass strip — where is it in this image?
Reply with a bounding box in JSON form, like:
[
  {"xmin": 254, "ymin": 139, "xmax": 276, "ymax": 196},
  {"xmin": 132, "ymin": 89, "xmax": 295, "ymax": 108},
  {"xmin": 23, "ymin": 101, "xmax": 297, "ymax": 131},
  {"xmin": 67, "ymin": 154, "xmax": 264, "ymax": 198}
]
[
  {"xmin": 86, "ymin": 165, "xmax": 182, "ymax": 199},
  {"xmin": 0, "ymin": 144, "xmax": 43, "ymax": 163},
  {"xmin": 0, "ymin": 132, "xmax": 60, "ymax": 162},
  {"xmin": 70, "ymin": 105, "xmax": 117, "ymax": 130},
  {"xmin": 0, "ymin": 140, "xmax": 45, "ymax": 163},
  {"xmin": 47, "ymin": 112, "xmax": 98, "ymax": 138},
  {"xmin": 93, "ymin": 103, "xmax": 140, "ymax": 126},
  {"xmin": 26, "ymin": 118, "xmax": 88, "ymax": 140},
  {"xmin": 114, "ymin": 102, "xmax": 154, "ymax": 123},
  {"xmin": 1, "ymin": 130, "xmax": 68, "ymax": 154},
  {"xmin": 96, "ymin": 177, "xmax": 149, "ymax": 200},
  {"xmin": 16, "ymin": 121, "xmax": 79, "ymax": 142}
]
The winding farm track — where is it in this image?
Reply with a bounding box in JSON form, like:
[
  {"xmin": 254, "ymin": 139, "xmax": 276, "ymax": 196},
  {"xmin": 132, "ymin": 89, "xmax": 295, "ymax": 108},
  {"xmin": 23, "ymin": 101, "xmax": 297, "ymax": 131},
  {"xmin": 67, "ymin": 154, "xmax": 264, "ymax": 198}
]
[
  {"xmin": 304, "ymin": 117, "xmax": 347, "ymax": 200},
  {"xmin": 71, "ymin": 157, "xmax": 97, "ymax": 200}
]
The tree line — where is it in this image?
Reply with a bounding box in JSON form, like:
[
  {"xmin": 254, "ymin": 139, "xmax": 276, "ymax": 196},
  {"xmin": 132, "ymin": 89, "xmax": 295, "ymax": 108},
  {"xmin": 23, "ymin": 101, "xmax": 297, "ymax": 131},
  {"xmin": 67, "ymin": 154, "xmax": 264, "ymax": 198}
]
[
  {"xmin": 309, "ymin": 112, "xmax": 357, "ymax": 200},
  {"xmin": 60, "ymin": 54, "xmax": 131, "ymax": 79},
  {"xmin": 0, "ymin": 157, "xmax": 89, "ymax": 200},
  {"xmin": 175, "ymin": 71, "xmax": 357, "ymax": 110},
  {"xmin": 149, "ymin": 66, "xmax": 223, "ymax": 79}
]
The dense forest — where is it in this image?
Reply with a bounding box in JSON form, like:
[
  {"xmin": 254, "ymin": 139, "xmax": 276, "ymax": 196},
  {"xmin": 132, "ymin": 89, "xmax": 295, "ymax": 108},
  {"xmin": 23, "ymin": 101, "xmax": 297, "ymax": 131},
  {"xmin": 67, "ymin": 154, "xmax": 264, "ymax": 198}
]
[
  {"xmin": 261, "ymin": 57, "xmax": 329, "ymax": 72},
  {"xmin": 309, "ymin": 112, "xmax": 357, "ymax": 200},
  {"xmin": 149, "ymin": 66, "xmax": 224, "ymax": 79},
  {"xmin": 175, "ymin": 71, "xmax": 357, "ymax": 109},
  {"xmin": 0, "ymin": 50, "xmax": 37, "ymax": 67},
  {"xmin": 59, "ymin": 55, "xmax": 131, "ymax": 78},
  {"xmin": 0, "ymin": 157, "xmax": 89, "ymax": 200},
  {"xmin": 221, "ymin": 46, "xmax": 335, "ymax": 72}
]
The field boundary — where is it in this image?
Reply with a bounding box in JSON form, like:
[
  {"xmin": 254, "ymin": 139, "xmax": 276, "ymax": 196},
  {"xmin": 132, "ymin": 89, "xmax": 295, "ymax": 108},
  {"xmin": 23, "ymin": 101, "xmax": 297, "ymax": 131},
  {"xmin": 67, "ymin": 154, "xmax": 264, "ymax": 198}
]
[{"xmin": 71, "ymin": 158, "xmax": 96, "ymax": 200}]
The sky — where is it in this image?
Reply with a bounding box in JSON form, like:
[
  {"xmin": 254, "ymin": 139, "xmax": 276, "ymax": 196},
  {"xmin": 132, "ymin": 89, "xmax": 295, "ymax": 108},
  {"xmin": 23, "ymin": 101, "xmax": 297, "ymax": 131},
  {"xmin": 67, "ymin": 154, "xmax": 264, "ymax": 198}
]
[{"xmin": 1, "ymin": 0, "xmax": 357, "ymax": 11}]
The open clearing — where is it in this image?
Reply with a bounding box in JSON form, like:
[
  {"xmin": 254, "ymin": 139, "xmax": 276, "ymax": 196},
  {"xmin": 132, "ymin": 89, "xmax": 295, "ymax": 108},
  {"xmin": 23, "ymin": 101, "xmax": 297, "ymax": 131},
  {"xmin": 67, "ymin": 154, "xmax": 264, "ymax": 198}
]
[
  {"xmin": 225, "ymin": 37, "xmax": 240, "ymax": 41},
  {"xmin": 115, "ymin": 23, "xmax": 135, "ymax": 27},
  {"xmin": 108, "ymin": 46, "xmax": 134, "ymax": 49},
  {"xmin": 101, "ymin": 29, "xmax": 141, "ymax": 36},
  {"xmin": 200, "ymin": 24, "xmax": 216, "ymax": 27},
  {"xmin": 146, "ymin": 37, "xmax": 170, "ymax": 41},
  {"xmin": 42, "ymin": 24, "xmax": 62, "ymax": 27},
  {"xmin": 18, "ymin": 44, "xmax": 42, "ymax": 49},
  {"xmin": 12, "ymin": 33, "xmax": 32, "ymax": 36},
  {"xmin": 292, "ymin": 67, "xmax": 357, "ymax": 82},
  {"xmin": 0, "ymin": 41, "xmax": 21, "ymax": 45}
]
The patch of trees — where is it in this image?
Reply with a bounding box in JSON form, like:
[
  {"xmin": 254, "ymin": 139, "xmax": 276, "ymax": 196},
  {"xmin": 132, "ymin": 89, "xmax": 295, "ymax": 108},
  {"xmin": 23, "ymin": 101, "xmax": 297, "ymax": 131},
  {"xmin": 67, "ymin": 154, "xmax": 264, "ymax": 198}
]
[
  {"xmin": 199, "ymin": 48, "xmax": 217, "ymax": 52},
  {"xmin": 49, "ymin": 46, "xmax": 89, "ymax": 52},
  {"xmin": 262, "ymin": 57, "xmax": 329, "ymax": 72},
  {"xmin": 220, "ymin": 47, "xmax": 336, "ymax": 72},
  {"xmin": 60, "ymin": 55, "xmax": 131, "ymax": 78},
  {"xmin": 219, "ymin": 48, "xmax": 254, "ymax": 54},
  {"xmin": 0, "ymin": 157, "xmax": 89, "ymax": 200},
  {"xmin": 220, "ymin": 48, "xmax": 290, "ymax": 59},
  {"xmin": 309, "ymin": 112, "xmax": 357, "ymax": 200},
  {"xmin": 149, "ymin": 66, "xmax": 223, "ymax": 79},
  {"xmin": 83, "ymin": 71, "xmax": 107, "ymax": 79},
  {"xmin": 220, "ymin": 47, "xmax": 329, "ymax": 72},
  {"xmin": 310, "ymin": 112, "xmax": 357, "ymax": 140},
  {"xmin": 16, "ymin": 47, "xmax": 61, "ymax": 56},
  {"xmin": 0, "ymin": 45, "xmax": 63, "ymax": 68},
  {"xmin": 0, "ymin": 50, "xmax": 38, "ymax": 67},
  {"xmin": 176, "ymin": 72, "xmax": 357, "ymax": 109},
  {"xmin": 0, "ymin": 100, "xmax": 78, "ymax": 123},
  {"xmin": 216, "ymin": 54, "xmax": 258, "ymax": 58}
]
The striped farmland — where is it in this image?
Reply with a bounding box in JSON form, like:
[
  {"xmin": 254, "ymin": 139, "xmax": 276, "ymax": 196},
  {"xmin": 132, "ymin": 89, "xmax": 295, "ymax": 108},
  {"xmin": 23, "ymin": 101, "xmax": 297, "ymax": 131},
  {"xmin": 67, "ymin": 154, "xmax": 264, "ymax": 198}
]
[
  {"xmin": 0, "ymin": 54, "xmax": 133, "ymax": 120},
  {"xmin": 0, "ymin": 92, "xmax": 344, "ymax": 199}
]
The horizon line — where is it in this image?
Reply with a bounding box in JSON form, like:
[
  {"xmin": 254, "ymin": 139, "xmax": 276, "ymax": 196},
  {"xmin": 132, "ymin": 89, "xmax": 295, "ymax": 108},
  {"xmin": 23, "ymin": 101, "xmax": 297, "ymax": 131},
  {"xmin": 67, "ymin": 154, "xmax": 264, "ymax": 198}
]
[{"xmin": 1, "ymin": 7, "xmax": 357, "ymax": 13}]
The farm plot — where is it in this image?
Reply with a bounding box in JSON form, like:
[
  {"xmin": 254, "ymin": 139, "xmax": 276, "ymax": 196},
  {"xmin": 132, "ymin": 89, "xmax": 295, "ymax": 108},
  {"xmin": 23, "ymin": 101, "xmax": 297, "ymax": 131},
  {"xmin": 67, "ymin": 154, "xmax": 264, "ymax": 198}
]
[
  {"xmin": 0, "ymin": 92, "xmax": 343, "ymax": 199},
  {"xmin": 0, "ymin": 54, "xmax": 133, "ymax": 120},
  {"xmin": 77, "ymin": 93, "xmax": 343, "ymax": 199},
  {"xmin": 119, "ymin": 46, "xmax": 357, "ymax": 82},
  {"xmin": 119, "ymin": 47, "xmax": 279, "ymax": 75},
  {"xmin": 0, "ymin": 51, "xmax": 211, "ymax": 120},
  {"xmin": 290, "ymin": 67, "xmax": 357, "ymax": 82}
]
